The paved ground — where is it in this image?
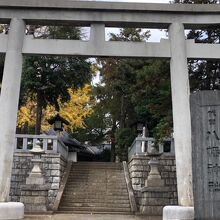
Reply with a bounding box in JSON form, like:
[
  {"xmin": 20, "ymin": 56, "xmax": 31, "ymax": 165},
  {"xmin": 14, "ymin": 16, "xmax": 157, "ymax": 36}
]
[{"xmin": 24, "ymin": 214, "xmax": 162, "ymax": 220}]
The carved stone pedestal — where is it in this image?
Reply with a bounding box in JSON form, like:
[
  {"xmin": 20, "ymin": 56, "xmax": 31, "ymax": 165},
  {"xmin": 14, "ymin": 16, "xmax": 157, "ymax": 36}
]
[
  {"xmin": 20, "ymin": 184, "xmax": 49, "ymax": 212},
  {"xmin": 140, "ymin": 186, "xmax": 170, "ymax": 216}
]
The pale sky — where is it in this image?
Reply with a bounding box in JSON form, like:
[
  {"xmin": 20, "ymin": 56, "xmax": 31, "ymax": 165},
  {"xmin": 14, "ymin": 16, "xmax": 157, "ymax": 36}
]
[
  {"xmin": 93, "ymin": 0, "xmax": 170, "ymax": 2},
  {"xmin": 91, "ymin": 0, "xmax": 171, "ymax": 84},
  {"xmin": 102, "ymin": 0, "xmax": 171, "ymax": 42}
]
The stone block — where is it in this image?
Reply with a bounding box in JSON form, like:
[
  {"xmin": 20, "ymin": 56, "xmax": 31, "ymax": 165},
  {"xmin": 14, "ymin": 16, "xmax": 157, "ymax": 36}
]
[
  {"xmin": 48, "ymin": 196, "xmax": 54, "ymax": 203},
  {"xmin": 49, "ymin": 164, "xmax": 60, "ymax": 170},
  {"xmin": 131, "ymin": 178, "xmax": 141, "ymax": 185},
  {"xmin": 166, "ymin": 160, "xmax": 173, "ymax": 166},
  {"xmin": 26, "ymin": 175, "xmax": 45, "ymax": 185},
  {"xmin": 130, "ymin": 159, "xmax": 142, "ymax": 166},
  {"xmin": 170, "ymin": 199, "xmax": 178, "ymax": 205},
  {"xmin": 51, "ymin": 170, "xmax": 61, "ymax": 176},
  {"xmin": 164, "ymin": 166, "xmax": 171, "ymax": 171},
  {"xmin": 169, "ymin": 172, "xmax": 175, "ymax": 178},
  {"xmin": 145, "ymin": 178, "xmax": 164, "ymax": 187},
  {"xmin": 163, "ymin": 206, "xmax": 194, "ymax": 220},
  {"xmin": 133, "ymin": 185, "xmax": 142, "ymax": 191},
  {"xmin": 25, "ymin": 204, "xmax": 47, "ymax": 212},
  {"xmin": 43, "ymin": 163, "xmax": 49, "ymax": 169},
  {"xmin": 0, "ymin": 202, "xmax": 24, "ymax": 220},
  {"xmin": 20, "ymin": 196, "xmax": 46, "ymax": 204},
  {"xmin": 48, "ymin": 190, "xmax": 56, "ymax": 197},
  {"xmin": 45, "ymin": 170, "xmax": 51, "ymax": 176},
  {"xmin": 161, "ymin": 172, "xmax": 169, "ymax": 178},
  {"xmin": 51, "ymin": 183, "xmax": 59, "ymax": 189},
  {"xmin": 129, "ymin": 165, "xmax": 143, "ymax": 172},
  {"xmin": 53, "ymin": 177, "xmax": 60, "ymax": 183},
  {"xmin": 130, "ymin": 171, "xmax": 143, "ymax": 178},
  {"xmin": 47, "ymin": 176, "xmax": 53, "ymax": 183},
  {"xmin": 140, "ymin": 197, "xmax": 169, "ymax": 206},
  {"xmin": 52, "ymin": 158, "xmax": 60, "ymax": 164},
  {"xmin": 171, "ymin": 166, "xmax": 176, "ymax": 172},
  {"xmin": 140, "ymin": 205, "xmax": 164, "ymax": 215}
]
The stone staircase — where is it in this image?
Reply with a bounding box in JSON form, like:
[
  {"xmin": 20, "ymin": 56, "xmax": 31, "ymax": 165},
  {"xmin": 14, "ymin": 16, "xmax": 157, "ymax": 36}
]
[{"xmin": 58, "ymin": 162, "xmax": 132, "ymax": 213}]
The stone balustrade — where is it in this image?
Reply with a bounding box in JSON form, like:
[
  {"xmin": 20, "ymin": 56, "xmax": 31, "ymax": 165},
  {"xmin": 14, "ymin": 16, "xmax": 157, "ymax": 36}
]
[
  {"xmin": 128, "ymin": 136, "xmax": 177, "ymax": 215},
  {"xmin": 15, "ymin": 134, "xmax": 69, "ymax": 160},
  {"xmin": 128, "ymin": 137, "xmax": 175, "ymax": 161},
  {"xmin": 10, "ymin": 134, "xmax": 69, "ymax": 210}
]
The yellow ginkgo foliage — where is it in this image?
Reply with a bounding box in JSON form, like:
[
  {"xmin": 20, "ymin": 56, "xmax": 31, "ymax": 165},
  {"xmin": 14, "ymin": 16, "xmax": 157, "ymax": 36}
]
[{"xmin": 17, "ymin": 85, "xmax": 95, "ymax": 132}]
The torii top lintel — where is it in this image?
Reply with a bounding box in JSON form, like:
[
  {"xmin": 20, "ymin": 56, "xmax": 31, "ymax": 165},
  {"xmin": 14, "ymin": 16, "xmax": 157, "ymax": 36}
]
[{"xmin": 0, "ymin": 0, "xmax": 220, "ymax": 28}]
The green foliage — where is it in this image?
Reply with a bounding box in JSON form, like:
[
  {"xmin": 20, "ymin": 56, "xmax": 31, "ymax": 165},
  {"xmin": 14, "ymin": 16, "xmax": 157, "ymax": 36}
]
[
  {"xmin": 116, "ymin": 128, "xmax": 136, "ymax": 161},
  {"xmin": 87, "ymin": 28, "xmax": 173, "ymax": 160},
  {"xmin": 109, "ymin": 28, "xmax": 150, "ymax": 42},
  {"xmin": 21, "ymin": 55, "xmax": 91, "ymax": 109},
  {"xmin": 96, "ymin": 148, "xmax": 111, "ymax": 162},
  {"xmin": 20, "ymin": 26, "xmax": 92, "ymax": 133},
  {"xmin": 71, "ymin": 102, "xmax": 112, "ymax": 145},
  {"xmin": 133, "ymin": 59, "xmax": 172, "ymax": 139}
]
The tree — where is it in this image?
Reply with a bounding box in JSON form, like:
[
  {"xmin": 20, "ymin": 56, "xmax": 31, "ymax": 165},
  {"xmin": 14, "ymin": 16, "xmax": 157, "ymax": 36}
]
[
  {"xmin": 94, "ymin": 28, "xmax": 172, "ymax": 161},
  {"xmin": 17, "ymin": 85, "xmax": 94, "ymax": 133},
  {"xmin": 20, "ymin": 26, "xmax": 92, "ymax": 134}
]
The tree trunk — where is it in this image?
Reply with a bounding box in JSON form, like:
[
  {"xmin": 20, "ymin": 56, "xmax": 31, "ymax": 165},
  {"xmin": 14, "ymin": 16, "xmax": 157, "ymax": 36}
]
[
  {"xmin": 119, "ymin": 95, "xmax": 126, "ymax": 129},
  {"xmin": 35, "ymin": 90, "xmax": 43, "ymax": 134},
  {"xmin": 110, "ymin": 118, "xmax": 117, "ymax": 162}
]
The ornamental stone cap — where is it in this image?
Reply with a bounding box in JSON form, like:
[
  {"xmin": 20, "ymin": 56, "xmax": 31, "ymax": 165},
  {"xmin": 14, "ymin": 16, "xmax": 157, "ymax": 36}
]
[
  {"xmin": 48, "ymin": 113, "xmax": 70, "ymax": 126},
  {"xmin": 29, "ymin": 140, "xmax": 45, "ymax": 154}
]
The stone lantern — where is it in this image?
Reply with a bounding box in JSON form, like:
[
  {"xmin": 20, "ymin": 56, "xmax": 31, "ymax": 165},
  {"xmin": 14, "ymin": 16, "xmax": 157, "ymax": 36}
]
[
  {"xmin": 48, "ymin": 113, "xmax": 69, "ymax": 132},
  {"xmin": 26, "ymin": 140, "xmax": 45, "ymax": 185},
  {"xmin": 20, "ymin": 140, "xmax": 49, "ymax": 212},
  {"xmin": 140, "ymin": 143, "xmax": 170, "ymax": 215},
  {"xmin": 145, "ymin": 145, "xmax": 164, "ymax": 187}
]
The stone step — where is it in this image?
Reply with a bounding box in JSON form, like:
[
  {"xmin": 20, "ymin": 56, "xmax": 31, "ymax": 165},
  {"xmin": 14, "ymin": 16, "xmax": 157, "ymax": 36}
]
[
  {"xmin": 58, "ymin": 162, "xmax": 131, "ymax": 213},
  {"xmin": 69, "ymin": 174, "xmax": 124, "ymax": 178},
  {"xmin": 62, "ymin": 191, "xmax": 129, "ymax": 196},
  {"xmin": 68, "ymin": 177, "xmax": 125, "ymax": 182},
  {"xmin": 55, "ymin": 210, "xmax": 132, "ymax": 215},
  {"xmin": 71, "ymin": 166, "xmax": 123, "ymax": 169},
  {"xmin": 68, "ymin": 174, "xmax": 125, "ymax": 178},
  {"xmin": 61, "ymin": 198, "xmax": 130, "ymax": 204},
  {"xmin": 64, "ymin": 188, "xmax": 128, "ymax": 192},
  {"xmin": 60, "ymin": 202, "xmax": 131, "ymax": 208},
  {"xmin": 67, "ymin": 176, "xmax": 125, "ymax": 180},
  {"xmin": 68, "ymin": 175, "xmax": 124, "ymax": 179},
  {"xmin": 65, "ymin": 185, "xmax": 127, "ymax": 190},
  {"xmin": 68, "ymin": 177, "xmax": 124, "ymax": 180},
  {"xmin": 66, "ymin": 179, "xmax": 125, "ymax": 183},
  {"xmin": 72, "ymin": 162, "xmax": 123, "ymax": 169},
  {"xmin": 62, "ymin": 194, "xmax": 129, "ymax": 200},
  {"xmin": 69, "ymin": 173, "xmax": 124, "ymax": 176},
  {"xmin": 66, "ymin": 182, "xmax": 127, "ymax": 189},
  {"xmin": 70, "ymin": 169, "xmax": 123, "ymax": 172},
  {"xmin": 71, "ymin": 166, "xmax": 123, "ymax": 170},
  {"xmin": 58, "ymin": 206, "xmax": 131, "ymax": 212}
]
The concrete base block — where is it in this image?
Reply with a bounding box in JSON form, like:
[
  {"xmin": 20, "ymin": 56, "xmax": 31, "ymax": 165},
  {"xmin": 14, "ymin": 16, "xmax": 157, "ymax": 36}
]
[
  {"xmin": 163, "ymin": 206, "xmax": 194, "ymax": 220},
  {"xmin": 0, "ymin": 202, "xmax": 24, "ymax": 220}
]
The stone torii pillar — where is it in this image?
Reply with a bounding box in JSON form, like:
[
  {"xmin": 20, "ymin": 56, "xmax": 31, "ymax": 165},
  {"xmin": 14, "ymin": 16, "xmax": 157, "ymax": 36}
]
[
  {"xmin": 163, "ymin": 23, "xmax": 194, "ymax": 220},
  {"xmin": 0, "ymin": 18, "xmax": 25, "ymax": 220}
]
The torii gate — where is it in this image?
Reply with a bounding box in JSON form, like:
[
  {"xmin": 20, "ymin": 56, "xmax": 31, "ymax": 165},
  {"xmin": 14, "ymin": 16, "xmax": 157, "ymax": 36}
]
[{"xmin": 0, "ymin": 1, "xmax": 220, "ymax": 219}]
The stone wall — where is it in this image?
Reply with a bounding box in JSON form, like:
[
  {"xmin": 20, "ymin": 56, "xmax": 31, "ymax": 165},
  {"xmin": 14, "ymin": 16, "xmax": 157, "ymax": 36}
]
[
  {"xmin": 10, "ymin": 152, "xmax": 67, "ymax": 210},
  {"xmin": 128, "ymin": 155, "xmax": 178, "ymax": 210}
]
